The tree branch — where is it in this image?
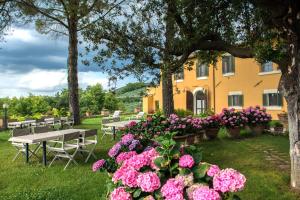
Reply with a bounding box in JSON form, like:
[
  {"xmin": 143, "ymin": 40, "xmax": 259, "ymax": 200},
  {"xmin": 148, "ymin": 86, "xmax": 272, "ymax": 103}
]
[{"xmin": 17, "ymin": 0, "xmax": 68, "ymax": 29}]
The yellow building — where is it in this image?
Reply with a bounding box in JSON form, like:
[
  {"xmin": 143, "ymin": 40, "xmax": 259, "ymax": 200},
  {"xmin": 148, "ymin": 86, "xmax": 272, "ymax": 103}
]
[{"xmin": 143, "ymin": 54, "xmax": 287, "ymax": 119}]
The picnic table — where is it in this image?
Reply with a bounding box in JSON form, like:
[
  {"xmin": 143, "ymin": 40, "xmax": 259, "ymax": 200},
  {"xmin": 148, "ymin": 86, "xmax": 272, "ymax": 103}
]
[
  {"xmin": 104, "ymin": 120, "xmax": 140, "ymax": 140},
  {"xmin": 9, "ymin": 129, "xmax": 86, "ymax": 166}
]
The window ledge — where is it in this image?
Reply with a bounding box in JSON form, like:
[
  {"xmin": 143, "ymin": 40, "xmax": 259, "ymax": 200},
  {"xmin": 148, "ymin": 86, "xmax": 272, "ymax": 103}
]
[
  {"xmin": 258, "ymin": 70, "xmax": 281, "ymax": 76},
  {"xmin": 223, "ymin": 72, "xmax": 235, "ymax": 77},
  {"xmin": 196, "ymin": 76, "xmax": 208, "ymax": 80},
  {"xmin": 265, "ymin": 106, "xmax": 282, "ymax": 110},
  {"xmin": 229, "ymin": 106, "xmax": 243, "ymax": 110},
  {"xmin": 175, "ymin": 79, "xmax": 184, "ymax": 83}
]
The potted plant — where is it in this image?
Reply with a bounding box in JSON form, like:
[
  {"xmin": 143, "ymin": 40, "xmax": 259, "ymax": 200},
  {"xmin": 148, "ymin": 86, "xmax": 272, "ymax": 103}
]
[
  {"xmin": 243, "ymin": 106, "xmax": 272, "ymax": 135},
  {"xmin": 201, "ymin": 115, "xmax": 221, "ymax": 140},
  {"xmin": 219, "ymin": 108, "xmax": 246, "ymax": 138},
  {"xmin": 168, "ymin": 114, "xmax": 196, "ymax": 144}
]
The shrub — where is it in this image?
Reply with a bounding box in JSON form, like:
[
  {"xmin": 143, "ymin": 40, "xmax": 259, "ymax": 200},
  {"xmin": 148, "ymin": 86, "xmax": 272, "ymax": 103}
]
[
  {"xmin": 93, "ymin": 132, "xmax": 246, "ymax": 200},
  {"xmin": 242, "ymin": 106, "xmax": 272, "ymax": 126},
  {"xmin": 174, "ymin": 109, "xmax": 194, "ymax": 118},
  {"xmin": 219, "ymin": 108, "xmax": 247, "ymax": 128}
]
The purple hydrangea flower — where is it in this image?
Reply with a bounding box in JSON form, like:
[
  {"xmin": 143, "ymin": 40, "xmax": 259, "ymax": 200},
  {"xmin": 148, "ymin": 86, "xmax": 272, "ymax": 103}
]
[{"xmin": 129, "ymin": 139, "xmax": 140, "ymax": 150}]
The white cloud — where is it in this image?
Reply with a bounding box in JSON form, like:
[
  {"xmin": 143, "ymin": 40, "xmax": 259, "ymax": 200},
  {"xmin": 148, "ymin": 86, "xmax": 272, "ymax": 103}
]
[
  {"xmin": 6, "ymin": 28, "xmax": 38, "ymax": 43},
  {"xmin": 0, "ymin": 69, "xmax": 109, "ymax": 97}
]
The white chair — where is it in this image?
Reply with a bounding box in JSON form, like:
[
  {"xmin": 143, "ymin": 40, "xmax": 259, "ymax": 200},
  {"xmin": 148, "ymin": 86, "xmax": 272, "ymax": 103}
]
[
  {"xmin": 101, "ymin": 118, "xmax": 114, "ymax": 139},
  {"xmin": 111, "ymin": 110, "xmax": 121, "ymax": 118},
  {"xmin": 48, "ymin": 132, "xmax": 81, "ymax": 170},
  {"xmin": 11, "ymin": 128, "xmax": 38, "ymax": 161},
  {"xmin": 60, "ymin": 116, "xmax": 74, "ymax": 129},
  {"xmin": 78, "ymin": 129, "xmax": 98, "ymax": 163},
  {"xmin": 128, "ymin": 112, "xmax": 145, "ymax": 120}
]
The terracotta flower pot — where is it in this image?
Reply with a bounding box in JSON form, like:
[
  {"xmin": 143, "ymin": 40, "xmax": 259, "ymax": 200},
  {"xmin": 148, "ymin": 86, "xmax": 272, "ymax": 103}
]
[
  {"xmin": 194, "ymin": 130, "xmax": 205, "ymax": 144},
  {"xmin": 228, "ymin": 127, "xmax": 241, "ymax": 138},
  {"xmin": 173, "ymin": 134, "xmax": 195, "ymax": 145},
  {"xmin": 251, "ymin": 125, "xmax": 265, "ymax": 136},
  {"xmin": 205, "ymin": 128, "xmax": 219, "ymax": 140}
]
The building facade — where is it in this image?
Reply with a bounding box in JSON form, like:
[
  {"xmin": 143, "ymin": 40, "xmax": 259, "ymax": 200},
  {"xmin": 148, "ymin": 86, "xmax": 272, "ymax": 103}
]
[{"xmin": 143, "ymin": 54, "xmax": 287, "ymax": 119}]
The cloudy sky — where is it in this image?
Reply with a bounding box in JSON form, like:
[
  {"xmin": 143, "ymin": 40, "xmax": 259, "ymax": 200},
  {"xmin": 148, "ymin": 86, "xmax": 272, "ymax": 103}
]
[{"xmin": 0, "ymin": 25, "xmax": 132, "ymax": 98}]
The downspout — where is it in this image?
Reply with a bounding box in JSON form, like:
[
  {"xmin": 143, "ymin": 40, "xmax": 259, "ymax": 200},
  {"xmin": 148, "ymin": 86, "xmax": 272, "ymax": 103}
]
[{"xmin": 212, "ymin": 63, "xmax": 216, "ymax": 112}]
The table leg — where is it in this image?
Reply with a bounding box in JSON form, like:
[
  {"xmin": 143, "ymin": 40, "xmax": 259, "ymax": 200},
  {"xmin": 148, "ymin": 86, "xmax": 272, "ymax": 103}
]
[
  {"xmin": 42, "ymin": 141, "xmax": 47, "ymax": 166},
  {"xmin": 113, "ymin": 126, "xmax": 116, "ymax": 140},
  {"xmin": 25, "ymin": 143, "xmax": 29, "ymax": 163}
]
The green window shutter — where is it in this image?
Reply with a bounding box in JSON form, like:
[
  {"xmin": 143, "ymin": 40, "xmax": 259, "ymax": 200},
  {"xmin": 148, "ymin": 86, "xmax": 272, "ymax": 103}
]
[
  {"xmin": 263, "ymin": 94, "xmax": 267, "ymax": 106},
  {"xmin": 228, "ymin": 95, "xmax": 232, "ymax": 107},
  {"xmin": 239, "ymin": 95, "xmax": 244, "ymax": 106},
  {"xmin": 205, "ymin": 65, "xmax": 209, "ymax": 76},
  {"xmin": 222, "ymin": 57, "xmax": 226, "ymax": 74},
  {"xmin": 278, "ymin": 93, "xmax": 283, "ymax": 106},
  {"xmin": 231, "ymin": 56, "xmax": 235, "ymax": 73}
]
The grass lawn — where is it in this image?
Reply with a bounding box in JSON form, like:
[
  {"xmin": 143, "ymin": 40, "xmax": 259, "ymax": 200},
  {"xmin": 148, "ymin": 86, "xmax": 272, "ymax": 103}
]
[{"xmin": 0, "ymin": 117, "xmax": 299, "ymax": 200}]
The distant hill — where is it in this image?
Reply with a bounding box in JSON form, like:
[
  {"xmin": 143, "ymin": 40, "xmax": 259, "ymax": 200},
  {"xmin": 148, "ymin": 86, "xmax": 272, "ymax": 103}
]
[{"xmin": 115, "ymin": 82, "xmax": 148, "ymax": 113}]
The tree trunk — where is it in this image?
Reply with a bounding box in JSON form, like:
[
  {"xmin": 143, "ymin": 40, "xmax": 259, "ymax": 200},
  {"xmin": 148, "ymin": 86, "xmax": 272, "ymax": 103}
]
[
  {"xmin": 68, "ymin": 23, "xmax": 80, "ymax": 125},
  {"xmin": 282, "ymin": 31, "xmax": 300, "ymax": 188},
  {"xmin": 161, "ymin": 69, "xmax": 174, "ymax": 116}
]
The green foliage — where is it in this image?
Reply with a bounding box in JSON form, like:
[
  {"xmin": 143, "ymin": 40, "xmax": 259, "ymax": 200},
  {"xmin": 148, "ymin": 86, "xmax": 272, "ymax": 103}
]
[
  {"xmin": 104, "ymin": 92, "xmax": 120, "ymax": 112},
  {"xmin": 174, "ymin": 109, "xmax": 193, "ymax": 118},
  {"xmin": 116, "ymin": 83, "xmax": 146, "ymax": 95},
  {"xmin": 80, "ymin": 84, "xmax": 105, "ymax": 114}
]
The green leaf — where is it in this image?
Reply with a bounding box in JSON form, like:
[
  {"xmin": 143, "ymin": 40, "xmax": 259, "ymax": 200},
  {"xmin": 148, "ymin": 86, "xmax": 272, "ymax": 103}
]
[
  {"xmin": 193, "ymin": 163, "xmax": 209, "ymax": 179},
  {"xmin": 193, "ymin": 152, "xmax": 203, "ymax": 164},
  {"xmin": 154, "ymin": 156, "xmax": 169, "ymax": 168},
  {"xmin": 179, "ymin": 167, "xmax": 191, "ymax": 175},
  {"xmin": 133, "ymin": 189, "xmax": 141, "ymax": 198}
]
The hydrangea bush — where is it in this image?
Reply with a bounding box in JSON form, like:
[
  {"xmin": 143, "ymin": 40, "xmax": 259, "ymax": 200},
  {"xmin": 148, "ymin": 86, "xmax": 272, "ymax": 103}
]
[
  {"xmin": 219, "ymin": 108, "xmax": 247, "ymax": 128},
  {"xmin": 242, "ymin": 106, "xmax": 272, "ymax": 126},
  {"xmin": 94, "ymin": 132, "xmax": 246, "ymax": 200}
]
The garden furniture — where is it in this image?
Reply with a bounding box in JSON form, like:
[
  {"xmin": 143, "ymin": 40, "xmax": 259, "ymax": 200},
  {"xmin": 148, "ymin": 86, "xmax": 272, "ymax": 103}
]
[
  {"xmin": 48, "ymin": 131, "xmax": 81, "ymax": 170},
  {"xmin": 127, "ymin": 112, "xmax": 145, "ymax": 120},
  {"xmin": 103, "ymin": 110, "xmax": 121, "ymax": 121},
  {"xmin": 9, "ymin": 129, "xmax": 86, "ymax": 166},
  {"xmin": 104, "ymin": 120, "xmax": 140, "ymax": 140},
  {"xmin": 11, "ymin": 128, "xmax": 39, "ymax": 162},
  {"xmin": 101, "ymin": 118, "xmax": 114, "ymax": 139},
  {"xmin": 77, "ymin": 129, "xmax": 98, "ymax": 163}
]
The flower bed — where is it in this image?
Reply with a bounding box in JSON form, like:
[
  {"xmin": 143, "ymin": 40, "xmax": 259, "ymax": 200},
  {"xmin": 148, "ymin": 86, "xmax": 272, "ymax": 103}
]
[{"xmin": 93, "ymin": 132, "xmax": 246, "ymax": 200}]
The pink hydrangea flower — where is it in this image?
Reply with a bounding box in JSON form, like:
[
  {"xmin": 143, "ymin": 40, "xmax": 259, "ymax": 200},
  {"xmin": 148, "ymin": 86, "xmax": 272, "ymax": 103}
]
[
  {"xmin": 161, "ymin": 178, "xmax": 185, "ymax": 200},
  {"xmin": 108, "ymin": 142, "xmax": 122, "ymax": 158},
  {"xmin": 92, "ymin": 159, "xmax": 105, "ymax": 172},
  {"xmin": 141, "ymin": 147, "xmax": 160, "ymax": 169},
  {"xmin": 116, "ymin": 151, "xmax": 137, "ymax": 164},
  {"xmin": 207, "ymin": 165, "xmax": 221, "ymax": 177},
  {"xmin": 112, "ymin": 166, "xmax": 139, "ymax": 187},
  {"xmin": 121, "ymin": 167, "xmax": 139, "ymax": 187},
  {"xmin": 110, "ymin": 187, "xmax": 132, "ymax": 200},
  {"xmin": 179, "ymin": 154, "xmax": 195, "ymax": 168},
  {"xmin": 192, "ymin": 186, "xmax": 221, "ymax": 200},
  {"xmin": 121, "ymin": 134, "xmax": 135, "ymax": 145},
  {"xmin": 137, "ymin": 172, "xmax": 161, "ymax": 192},
  {"xmin": 123, "ymin": 154, "xmax": 149, "ymax": 170},
  {"xmin": 213, "ymin": 168, "xmax": 246, "ymax": 192}
]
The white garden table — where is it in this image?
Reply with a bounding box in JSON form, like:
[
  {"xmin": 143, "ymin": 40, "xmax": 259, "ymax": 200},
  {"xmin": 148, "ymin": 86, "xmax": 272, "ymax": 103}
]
[
  {"xmin": 8, "ymin": 129, "xmax": 86, "ymax": 166},
  {"xmin": 104, "ymin": 120, "xmax": 140, "ymax": 140}
]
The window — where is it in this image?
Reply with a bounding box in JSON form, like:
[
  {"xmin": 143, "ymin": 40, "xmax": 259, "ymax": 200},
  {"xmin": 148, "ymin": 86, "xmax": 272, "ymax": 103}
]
[
  {"xmin": 196, "ymin": 63, "xmax": 209, "ymax": 78},
  {"xmin": 222, "ymin": 55, "xmax": 235, "ymax": 74},
  {"xmin": 228, "ymin": 94, "xmax": 243, "ymax": 107},
  {"xmin": 174, "ymin": 66, "xmax": 184, "ymax": 81},
  {"xmin": 155, "ymin": 100, "xmax": 159, "ymax": 110},
  {"xmin": 263, "ymin": 91, "xmax": 283, "ymax": 107},
  {"xmin": 261, "ymin": 62, "xmax": 273, "ymax": 72}
]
